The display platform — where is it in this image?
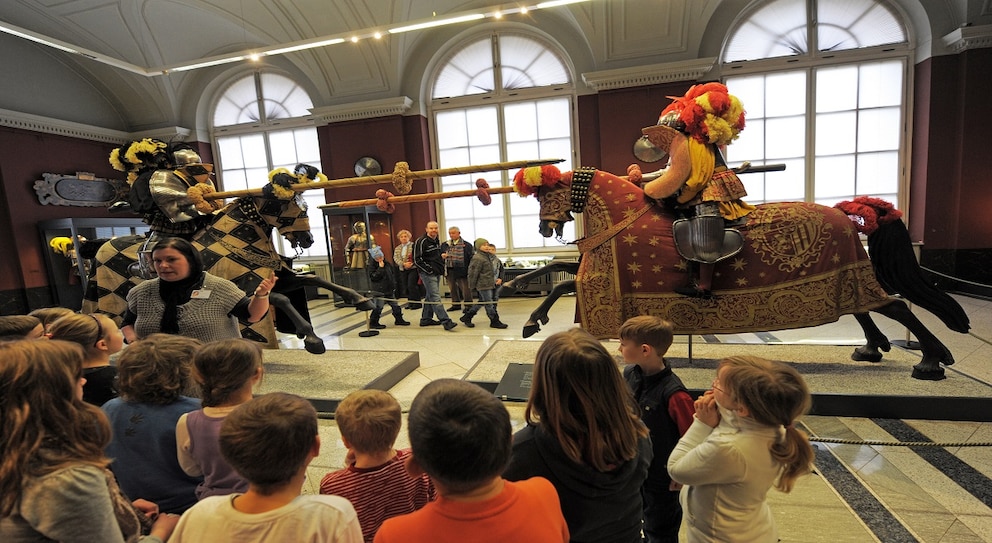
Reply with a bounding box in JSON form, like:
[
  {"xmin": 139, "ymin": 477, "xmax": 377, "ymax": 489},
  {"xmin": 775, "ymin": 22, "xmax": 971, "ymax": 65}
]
[
  {"xmin": 466, "ymin": 340, "xmax": 992, "ymax": 422},
  {"xmin": 258, "ymin": 348, "xmax": 419, "ymax": 417}
]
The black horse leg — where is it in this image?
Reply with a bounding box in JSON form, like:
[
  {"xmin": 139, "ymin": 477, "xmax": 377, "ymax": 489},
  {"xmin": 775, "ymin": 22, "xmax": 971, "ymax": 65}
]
[
  {"xmin": 499, "ymin": 261, "xmax": 579, "ymax": 297},
  {"xmin": 523, "ymin": 279, "xmax": 577, "ymax": 338},
  {"xmin": 268, "ymin": 292, "xmax": 326, "ymax": 355},
  {"xmin": 292, "ymin": 275, "xmax": 375, "ymax": 311},
  {"xmin": 871, "ymin": 299, "xmax": 954, "ymax": 380},
  {"xmin": 851, "ymin": 312, "xmax": 891, "ymax": 362}
]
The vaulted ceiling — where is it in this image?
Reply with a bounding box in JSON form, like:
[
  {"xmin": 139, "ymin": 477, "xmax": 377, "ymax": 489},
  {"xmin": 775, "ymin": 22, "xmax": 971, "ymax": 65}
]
[{"xmin": 0, "ymin": 0, "xmax": 723, "ymax": 134}]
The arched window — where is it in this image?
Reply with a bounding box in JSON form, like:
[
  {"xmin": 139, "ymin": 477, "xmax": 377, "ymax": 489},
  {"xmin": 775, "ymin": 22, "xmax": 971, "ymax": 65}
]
[
  {"xmin": 720, "ymin": 0, "xmax": 909, "ymax": 209},
  {"xmin": 430, "ymin": 31, "xmax": 576, "ymax": 255},
  {"xmin": 212, "ymin": 72, "xmax": 326, "ymax": 258}
]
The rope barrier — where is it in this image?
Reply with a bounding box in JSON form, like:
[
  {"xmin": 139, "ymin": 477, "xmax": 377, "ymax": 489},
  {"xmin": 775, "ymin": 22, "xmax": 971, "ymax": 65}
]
[{"xmin": 808, "ymin": 436, "xmax": 992, "ymax": 447}]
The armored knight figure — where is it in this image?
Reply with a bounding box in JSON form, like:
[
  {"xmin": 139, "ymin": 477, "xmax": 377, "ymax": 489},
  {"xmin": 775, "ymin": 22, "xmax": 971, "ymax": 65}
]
[
  {"xmin": 640, "ymin": 83, "xmax": 755, "ymax": 298},
  {"xmin": 345, "ymin": 221, "xmax": 374, "ymax": 270},
  {"xmin": 110, "ymin": 141, "xmax": 218, "ymax": 278}
]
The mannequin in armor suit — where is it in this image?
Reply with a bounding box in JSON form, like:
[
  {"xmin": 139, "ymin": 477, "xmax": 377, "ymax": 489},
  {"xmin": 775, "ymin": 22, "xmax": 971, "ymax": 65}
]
[
  {"xmin": 111, "ymin": 141, "xmax": 217, "ymax": 241},
  {"xmin": 345, "ymin": 221, "xmax": 374, "ymax": 270},
  {"xmin": 641, "ymin": 83, "xmax": 755, "ymax": 298}
]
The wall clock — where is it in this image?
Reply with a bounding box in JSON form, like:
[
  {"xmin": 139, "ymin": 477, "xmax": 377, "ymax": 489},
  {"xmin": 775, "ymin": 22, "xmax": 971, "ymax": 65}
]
[{"xmin": 354, "ymin": 156, "xmax": 382, "ymax": 176}]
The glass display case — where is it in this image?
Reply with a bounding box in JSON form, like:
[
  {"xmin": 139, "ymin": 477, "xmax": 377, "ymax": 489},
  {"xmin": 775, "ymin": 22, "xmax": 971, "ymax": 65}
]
[
  {"xmin": 319, "ymin": 204, "xmax": 395, "ymax": 305},
  {"xmin": 38, "ymin": 218, "xmax": 149, "ymax": 309}
]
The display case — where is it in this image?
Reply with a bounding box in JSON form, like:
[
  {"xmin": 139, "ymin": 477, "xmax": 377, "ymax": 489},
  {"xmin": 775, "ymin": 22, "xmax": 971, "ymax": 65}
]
[
  {"xmin": 38, "ymin": 218, "xmax": 149, "ymax": 309},
  {"xmin": 319, "ymin": 204, "xmax": 395, "ymax": 305}
]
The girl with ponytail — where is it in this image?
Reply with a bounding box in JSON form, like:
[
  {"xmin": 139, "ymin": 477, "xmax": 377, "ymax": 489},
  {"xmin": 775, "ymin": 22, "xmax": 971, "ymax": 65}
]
[
  {"xmin": 175, "ymin": 339, "xmax": 263, "ymax": 500},
  {"xmin": 668, "ymin": 355, "xmax": 814, "ymax": 542}
]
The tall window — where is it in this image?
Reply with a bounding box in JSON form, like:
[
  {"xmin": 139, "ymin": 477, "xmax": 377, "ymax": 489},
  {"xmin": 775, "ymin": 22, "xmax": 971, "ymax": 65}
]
[
  {"xmin": 721, "ymin": 0, "xmax": 909, "ymax": 209},
  {"xmin": 212, "ymin": 72, "xmax": 326, "ymax": 258},
  {"xmin": 431, "ymin": 32, "xmax": 576, "ymax": 254}
]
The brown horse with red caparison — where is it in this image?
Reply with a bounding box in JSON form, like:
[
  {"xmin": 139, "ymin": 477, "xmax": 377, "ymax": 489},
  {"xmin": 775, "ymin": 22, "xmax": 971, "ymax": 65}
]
[{"xmin": 499, "ymin": 166, "xmax": 969, "ymax": 380}]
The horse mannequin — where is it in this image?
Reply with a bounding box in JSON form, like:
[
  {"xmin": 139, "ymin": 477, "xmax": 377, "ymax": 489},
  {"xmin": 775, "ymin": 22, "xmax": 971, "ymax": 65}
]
[{"xmin": 500, "ymin": 164, "xmax": 969, "ymax": 381}]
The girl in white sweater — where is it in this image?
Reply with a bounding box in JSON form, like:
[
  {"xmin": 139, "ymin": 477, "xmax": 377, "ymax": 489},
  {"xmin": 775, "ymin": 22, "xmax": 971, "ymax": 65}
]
[{"xmin": 668, "ymin": 356, "xmax": 814, "ymax": 543}]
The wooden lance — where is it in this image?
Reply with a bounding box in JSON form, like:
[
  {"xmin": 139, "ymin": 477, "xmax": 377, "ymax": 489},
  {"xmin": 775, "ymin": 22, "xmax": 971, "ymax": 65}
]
[{"xmin": 205, "ymin": 158, "xmax": 564, "ymax": 200}]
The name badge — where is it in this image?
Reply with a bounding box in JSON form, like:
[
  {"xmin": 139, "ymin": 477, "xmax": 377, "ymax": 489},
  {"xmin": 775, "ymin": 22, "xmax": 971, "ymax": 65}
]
[{"xmin": 190, "ymin": 289, "xmax": 212, "ymax": 299}]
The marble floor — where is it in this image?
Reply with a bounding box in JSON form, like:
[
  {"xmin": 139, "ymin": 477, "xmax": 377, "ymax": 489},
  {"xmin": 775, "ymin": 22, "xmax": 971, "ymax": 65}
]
[{"xmin": 278, "ymin": 290, "xmax": 991, "ymax": 543}]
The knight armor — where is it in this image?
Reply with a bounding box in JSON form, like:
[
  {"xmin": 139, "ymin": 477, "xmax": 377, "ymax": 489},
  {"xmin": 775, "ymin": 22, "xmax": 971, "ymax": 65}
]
[
  {"xmin": 672, "ymin": 202, "xmax": 744, "ymax": 264},
  {"xmin": 150, "ymin": 148, "xmax": 216, "ymax": 224}
]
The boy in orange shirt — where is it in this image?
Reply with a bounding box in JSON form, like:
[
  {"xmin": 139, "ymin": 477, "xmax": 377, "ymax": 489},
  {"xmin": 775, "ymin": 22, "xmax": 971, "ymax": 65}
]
[{"xmin": 374, "ymin": 379, "xmax": 568, "ymax": 543}]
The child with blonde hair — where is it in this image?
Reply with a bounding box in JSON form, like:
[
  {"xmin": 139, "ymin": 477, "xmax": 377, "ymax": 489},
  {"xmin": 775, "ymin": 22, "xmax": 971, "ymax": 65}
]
[
  {"xmin": 176, "ymin": 338, "xmax": 263, "ymax": 499},
  {"xmin": 668, "ymin": 355, "xmax": 814, "ymax": 542},
  {"xmin": 320, "ymin": 390, "xmax": 435, "ymax": 542},
  {"xmin": 47, "ymin": 313, "xmax": 125, "ymax": 406}
]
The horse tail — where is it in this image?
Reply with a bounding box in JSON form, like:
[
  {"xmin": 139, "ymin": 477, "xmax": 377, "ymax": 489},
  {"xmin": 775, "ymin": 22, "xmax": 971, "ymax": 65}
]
[{"xmin": 837, "ymin": 198, "xmax": 970, "ymax": 334}]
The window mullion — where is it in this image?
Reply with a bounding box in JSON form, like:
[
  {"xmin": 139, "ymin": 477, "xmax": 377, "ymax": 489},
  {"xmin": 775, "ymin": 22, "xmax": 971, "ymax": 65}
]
[{"xmin": 806, "ymin": 67, "xmax": 816, "ymax": 202}]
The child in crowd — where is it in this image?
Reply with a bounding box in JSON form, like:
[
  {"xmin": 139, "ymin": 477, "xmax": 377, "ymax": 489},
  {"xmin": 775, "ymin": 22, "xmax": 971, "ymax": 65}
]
[
  {"xmin": 47, "ymin": 313, "xmax": 125, "ymax": 406},
  {"xmin": 102, "ymin": 334, "xmax": 204, "ymax": 514},
  {"xmin": 503, "ymin": 328, "xmax": 652, "ymax": 543},
  {"xmin": 172, "ymin": 393, "xmax": 363, "ymax": 542},
  {"xmin": 28, "ymin": 306, "xmax": 75, "ymax": 334},
  {"xmin": 0, "ymin": 339, "xmax": 179, "ymax": 542},
  {"xmin": 0, "ymin": 314, "xmax": 44, "ymax": 340},
  {"xmin": 320, "ymin": 390, "xmax": 436, "ymax": 542},
  {"xmin": 618, "ymin": 315, "xmax": 695, "ymax": 543},
  {"xmin": 374, "ymin": 379, "xmax": 569, "ymax": 543},
  {"xmin": 458, "ymin": 238, "xmax": 508, "ymax": 329},
  {"xmin": 177, "ymin": 338, "xmax": 263, "ymax": 499},
  {"xmin": 668, "ymin": 356, "xmax": 815, "ymax": 543},
  {"xmin": 483, "ymin": 243, "xmax": 504, "ymax": 299},
  {"xmin": 366, "ymin": 246, "xmax": 410, "ymax": 329}
]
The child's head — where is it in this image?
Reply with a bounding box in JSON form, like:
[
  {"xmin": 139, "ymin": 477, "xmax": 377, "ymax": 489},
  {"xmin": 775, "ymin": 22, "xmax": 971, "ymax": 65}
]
[
  {"xmin": 408, "ymin": 379, "xmax": 511, "ymax": 495},
  {"xmin": 0, "ymin": 315, "xmax": 44, "ymax": 340},
  {"xmin": 220, "ymin": 392, "xmax": 318, "ymax": 495},
  {"xmin": 116, "ymin": 334, "xmax": 203, "ymax": 404},
  {"xmin": 0, "ymin": 340, "xmax": 110, "ymax": 515},
  {"xmin": 47, "ymin": 313, "xmax": 124, "ymax": 357},
  {"xmin": 714, "ymin": 356, "xmax": 811, "ymax": 425},
  {"xmin": 618, "ymin": 315, "xmax": 674, "ymax": 366},
  {"xmin": 528, "ymin": 328, "xmax": 647, "ymax": 471},
  {"xmin": 192, "ymin": 338, "xmax": 263, "ymax": 407},
  {"xmin": 713, "ymin": 356, "xmax": 814, "ymax": 492},
  {"xmin": 28, "ymin": 307, "xmax": 75, "ymax": 333},
  {"xmin": 335, "ymin": 390, "xmax": 401, "ymax": 455}
]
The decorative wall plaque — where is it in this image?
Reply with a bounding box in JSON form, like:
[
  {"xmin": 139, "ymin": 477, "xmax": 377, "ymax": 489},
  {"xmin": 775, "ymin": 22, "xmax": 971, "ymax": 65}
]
[{"xmin": 34, "ymin": 172, "xmax": 128, "ymax": 207}]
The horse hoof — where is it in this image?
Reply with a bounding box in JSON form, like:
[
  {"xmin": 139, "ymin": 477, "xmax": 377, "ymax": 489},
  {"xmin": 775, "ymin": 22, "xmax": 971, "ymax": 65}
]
[
  {"xmin": 304, "ymin": 338, "xmax": 326, "ymax": 355},
  {"xmin": 911, "ymin": 365, "xmax": 946, "ymax": 381},
  {"xmin": 354, "ymin": 299, "xmax": 375, "ymax": 311},
  {"xmin": 522, "ymin": 322, "xmax": 540, "ymax": 338},
  {"xmin": 851, "ymin": 347, "xmax": 883, "ymax": 363}
]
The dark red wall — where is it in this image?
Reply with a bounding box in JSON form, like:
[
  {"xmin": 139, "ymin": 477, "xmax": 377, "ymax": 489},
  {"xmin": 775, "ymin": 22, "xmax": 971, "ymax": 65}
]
[{"xmin": 0, "ymin": 128, "xmax": 120, "ymax": 295}]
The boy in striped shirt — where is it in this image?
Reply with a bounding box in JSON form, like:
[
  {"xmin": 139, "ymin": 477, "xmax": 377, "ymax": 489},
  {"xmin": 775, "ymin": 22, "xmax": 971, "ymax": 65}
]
[{"xmin": 320, "ymin": 390, "xmax": 436, "ymax": 542}]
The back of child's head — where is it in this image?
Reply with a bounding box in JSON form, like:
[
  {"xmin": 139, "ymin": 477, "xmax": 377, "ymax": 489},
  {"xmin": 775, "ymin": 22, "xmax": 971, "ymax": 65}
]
[
  {"xmin": 47, "ymin": 313, "xmax": 115, "ymax": 352},
  {"xmin": 618, "ymin": 315, "xmax": 674, "ymax": 355},
  {"xmin": 528, "ymin": 327, "xmax": 647, "ymax": 471},
  {"xmin": 335, "ymin": 390, "xmax": 401, "ymax": 455},
  {"xmin": 0, "ymin": 339, "xmax": 110, "ymax": 516},
  {"xmin": 116, "ymin": 334, "xmax": 203, "ymax": 404},
  {"xmin": 408, "ymin": 379, "xmax": 511, "ymax": 494},
  {"xmin": 0, "ymin": 315, "xmax": 44, "ymax": 340},
  {"xmin": 192, "ymin": 338, "xmax": 262, "ymax": 407},
  {"xmin": 219, "ymin": 392, "xmax": 317, "ymax": 495},
  {"xmin": 28, "ymin": 307, "xmax": 75, "ymax": 333},
  {"xmin": 718, "ymin": 355, "xmax": 814, "ymax": 492}
]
